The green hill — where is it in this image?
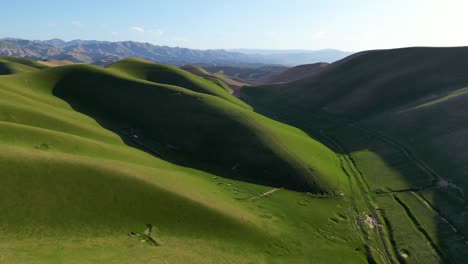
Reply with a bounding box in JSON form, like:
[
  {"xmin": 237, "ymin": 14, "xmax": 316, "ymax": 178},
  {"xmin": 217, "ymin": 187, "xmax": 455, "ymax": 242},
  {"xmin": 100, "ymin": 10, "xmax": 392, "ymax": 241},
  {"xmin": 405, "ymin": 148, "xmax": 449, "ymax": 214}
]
[
  {"xmin": 0, "ymin": 56, "xmax": 50, "ymax": 70},
  {"xmin": 45, "ymin": 62, "xmax": 344, "ymax": 192},
  {"xmin": 107, "ymin": 58, "xmax": 246, "ymax": 108},
  {"xmin": 241, "ymin": 47, "xmax": 468, "ymax": 263},
  {"xmin": 181, "ymin": 64, "xmax": 251, "ymax": 93},
  {"xmin": 0, "ymin": 58, "xmax": 364, "ymax": 263},
  {"xmin": 241, "ymin": 47, "xmax": 468, "ymax": 118}
]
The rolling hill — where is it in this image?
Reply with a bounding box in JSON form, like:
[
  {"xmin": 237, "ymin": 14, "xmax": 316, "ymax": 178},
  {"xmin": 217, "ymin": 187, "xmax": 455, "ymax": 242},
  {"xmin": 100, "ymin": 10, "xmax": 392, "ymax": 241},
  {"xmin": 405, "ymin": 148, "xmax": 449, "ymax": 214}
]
[
  {"xmin": 0, "ymin": 57, "xmax": 366, "ymax": 263},
  {"xmin": 241, "ymin": 47, "xmax": 468, "ymax": 263}
]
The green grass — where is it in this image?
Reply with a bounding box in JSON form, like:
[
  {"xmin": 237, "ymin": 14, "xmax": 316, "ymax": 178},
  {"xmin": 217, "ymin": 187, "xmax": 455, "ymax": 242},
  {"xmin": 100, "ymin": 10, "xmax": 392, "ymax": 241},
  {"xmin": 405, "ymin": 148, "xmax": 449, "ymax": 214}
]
[
  {"xmin": 0, "ymin": 58, "xmax": 364, "ymax": 263},
  {"xmin": 375, "ymin": 195, "xmax": 440, "ymax": 264},
  {"xmin": 395, "ymin": 192, "xmax": 468, "ymax": 263}
]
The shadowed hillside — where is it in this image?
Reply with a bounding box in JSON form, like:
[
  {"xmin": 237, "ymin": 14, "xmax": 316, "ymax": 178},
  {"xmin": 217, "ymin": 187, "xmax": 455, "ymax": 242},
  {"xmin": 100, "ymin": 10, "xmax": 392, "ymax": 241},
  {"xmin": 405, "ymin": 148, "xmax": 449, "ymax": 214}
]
[
  {"xmin": 242, "ymin": 47, "xmax": 468, "ymax": 118},
  {"xmin": 241, "ymin": 47, "xmax": 468, "ymax": 263}
]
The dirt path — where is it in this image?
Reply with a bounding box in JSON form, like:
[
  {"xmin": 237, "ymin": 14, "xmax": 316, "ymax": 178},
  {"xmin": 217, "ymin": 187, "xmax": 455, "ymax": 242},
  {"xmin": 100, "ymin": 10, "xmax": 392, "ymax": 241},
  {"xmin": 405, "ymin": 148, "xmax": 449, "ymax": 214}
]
[
  {"xmin": 248, "ymin": 188, "xmax": 283, "ymax": 201},
  {"xmin": 318, "ymin": 131, "xmax": 398, "ymax": 264}
]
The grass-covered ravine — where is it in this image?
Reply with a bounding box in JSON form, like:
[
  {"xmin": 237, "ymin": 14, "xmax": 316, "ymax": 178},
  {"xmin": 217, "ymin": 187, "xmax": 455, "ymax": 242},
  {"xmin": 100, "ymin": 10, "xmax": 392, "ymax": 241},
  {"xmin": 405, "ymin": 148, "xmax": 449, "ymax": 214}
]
[
  {"xmin": 0, "ymin": 57, "xmax": 367, "ymax": 263},
  {"xmin": 241, "ymin": 47, "xmax": 468, "ymax": 263}
]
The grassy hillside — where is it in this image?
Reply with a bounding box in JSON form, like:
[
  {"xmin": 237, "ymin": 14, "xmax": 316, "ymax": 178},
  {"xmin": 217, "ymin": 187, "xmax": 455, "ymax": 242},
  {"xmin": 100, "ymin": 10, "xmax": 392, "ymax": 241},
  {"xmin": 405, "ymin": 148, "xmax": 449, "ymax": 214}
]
[
  {"xmin": 107, "ymin": 58, "xmax": 249, "ymax": 108},
  {"xmin": 0, "ymin": 59, "xmax": 37, "ymax": 74},
  {"xmin": 0, "ymin": 58, "xmax": 366, "ymax": 263},
  {"xmin": 241, "ymin": 47, "xmax": 468, "ymax": 263},
  {"xmin": 0, "ymin": 56, "xmax": 50, "ymax": 70},
  {"xmin": 0, "ymin": 56, "xmax": 50, "ymax": 75},
  {"xmin": 181, "ymin": 64, "xmax": 252, "ymax": 93},
  {"xmin": 242, "ymin": 47, "xmax": 468, "ymax": 118},
  {"xmin": 38, "ymin": 62, "xmax": 346, "ymax": 192},
  {"xmin": 180, "ymin": 64, "xmax": 211, "ymax": 76}
]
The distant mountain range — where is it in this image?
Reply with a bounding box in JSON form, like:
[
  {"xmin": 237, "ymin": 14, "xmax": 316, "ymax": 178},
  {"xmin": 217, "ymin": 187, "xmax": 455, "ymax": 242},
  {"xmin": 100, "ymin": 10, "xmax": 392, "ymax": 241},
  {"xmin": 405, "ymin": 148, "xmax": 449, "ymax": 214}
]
[{"xmin": 0, "ymin": 38, "xmax": 353, "ymax": 66}]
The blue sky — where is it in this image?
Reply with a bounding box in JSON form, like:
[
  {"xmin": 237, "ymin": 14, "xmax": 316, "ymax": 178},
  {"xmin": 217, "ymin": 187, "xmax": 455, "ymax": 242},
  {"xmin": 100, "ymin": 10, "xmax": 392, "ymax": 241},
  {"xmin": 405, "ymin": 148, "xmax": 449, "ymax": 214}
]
[{"xmin": 1, "ymin": 0, "xmax": 467, "ymax": 51}]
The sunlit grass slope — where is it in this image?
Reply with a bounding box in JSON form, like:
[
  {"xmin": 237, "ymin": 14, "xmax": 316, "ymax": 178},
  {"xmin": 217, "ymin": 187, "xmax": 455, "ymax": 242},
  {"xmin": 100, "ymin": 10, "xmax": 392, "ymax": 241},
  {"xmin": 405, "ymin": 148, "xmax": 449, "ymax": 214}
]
[
  {"xmin": 0, "ymin": 58, "xmax": 363, "ymax": 263},
  {"xmin": 107, "ymin": 58, "xmax": 247, "ymax": 108}
]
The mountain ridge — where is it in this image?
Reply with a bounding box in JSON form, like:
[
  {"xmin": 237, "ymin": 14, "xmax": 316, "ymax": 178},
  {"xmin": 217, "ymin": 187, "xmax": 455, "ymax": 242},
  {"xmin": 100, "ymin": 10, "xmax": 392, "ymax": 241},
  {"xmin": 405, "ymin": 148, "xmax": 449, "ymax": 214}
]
[{"xmin": 0, "ymin": 38, "xmax": 353, "ymax": 66}]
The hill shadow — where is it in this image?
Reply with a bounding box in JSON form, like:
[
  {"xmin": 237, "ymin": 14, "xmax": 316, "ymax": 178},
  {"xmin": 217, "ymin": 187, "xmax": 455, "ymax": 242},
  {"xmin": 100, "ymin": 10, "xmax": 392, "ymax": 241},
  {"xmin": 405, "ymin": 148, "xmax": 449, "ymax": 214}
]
[{"xmin": 50, "ymin": 73, "xmax": 317, "ymax": 193}]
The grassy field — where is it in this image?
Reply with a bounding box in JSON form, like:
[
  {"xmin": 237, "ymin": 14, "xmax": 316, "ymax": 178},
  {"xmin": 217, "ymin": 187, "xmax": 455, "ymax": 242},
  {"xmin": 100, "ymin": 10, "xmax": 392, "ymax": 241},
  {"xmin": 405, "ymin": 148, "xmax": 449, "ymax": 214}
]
[{"xmin": 0, "ymin": 57, "xmax": 365, "ymax": 263}]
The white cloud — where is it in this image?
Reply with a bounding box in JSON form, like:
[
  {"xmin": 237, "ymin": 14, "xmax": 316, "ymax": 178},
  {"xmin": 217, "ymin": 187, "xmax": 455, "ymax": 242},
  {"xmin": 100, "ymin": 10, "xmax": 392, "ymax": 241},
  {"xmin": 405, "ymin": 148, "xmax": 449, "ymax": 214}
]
[
  {"xmin": 71, "ymin": 21, "xmax": 83, "ymax": 27},
  {"xmin": 131, "ymin": 26, "xmax": 145, "ymax": 33}
]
